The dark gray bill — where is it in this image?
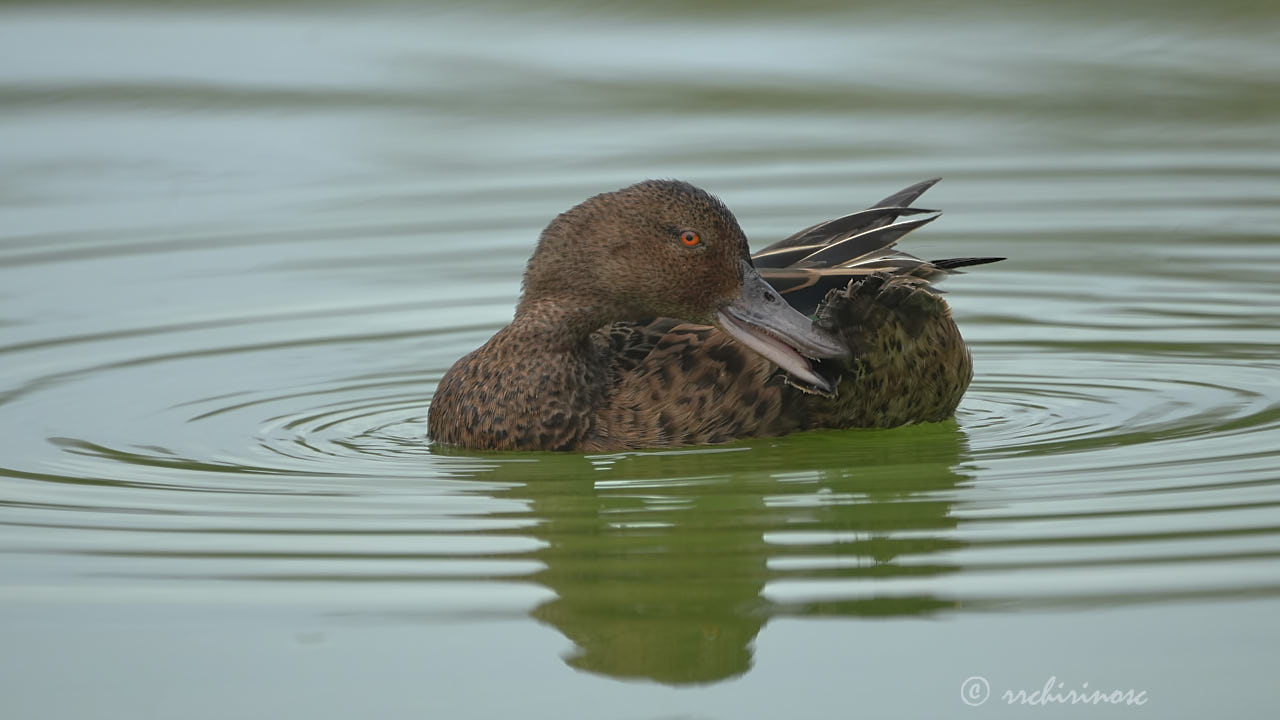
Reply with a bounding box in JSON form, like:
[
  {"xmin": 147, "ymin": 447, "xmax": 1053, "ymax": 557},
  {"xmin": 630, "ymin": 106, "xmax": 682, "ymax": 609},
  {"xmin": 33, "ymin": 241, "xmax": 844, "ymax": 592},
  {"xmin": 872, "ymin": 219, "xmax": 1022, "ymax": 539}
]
[{"xmin": 715, "ymin": 261, "xmax": 850, "ymax": 393}]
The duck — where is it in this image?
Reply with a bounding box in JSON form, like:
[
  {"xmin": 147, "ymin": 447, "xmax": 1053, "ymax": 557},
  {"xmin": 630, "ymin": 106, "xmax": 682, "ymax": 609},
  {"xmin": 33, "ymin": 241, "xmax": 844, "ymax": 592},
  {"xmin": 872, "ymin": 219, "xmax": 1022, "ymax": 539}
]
[{"xmin": 428, "ymin": 178, "xmax": 1002, "ymax": 451}]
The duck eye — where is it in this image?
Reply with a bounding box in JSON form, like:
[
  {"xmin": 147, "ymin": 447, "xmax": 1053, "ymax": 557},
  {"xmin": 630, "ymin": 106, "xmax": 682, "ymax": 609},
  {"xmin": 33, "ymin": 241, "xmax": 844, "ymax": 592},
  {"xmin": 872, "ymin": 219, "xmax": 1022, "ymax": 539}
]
[{"xmin": 680, "ymin": 230, "xmax": 701, "ymax": 247}]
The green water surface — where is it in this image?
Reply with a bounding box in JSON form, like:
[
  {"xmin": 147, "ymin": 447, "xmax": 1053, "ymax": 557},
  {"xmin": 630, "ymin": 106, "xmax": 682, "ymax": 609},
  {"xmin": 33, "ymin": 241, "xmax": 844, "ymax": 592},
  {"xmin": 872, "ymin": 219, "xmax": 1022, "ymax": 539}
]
[{"xmin": 2, "ymin": 1, "xmax": 1279, "ymax": 718}]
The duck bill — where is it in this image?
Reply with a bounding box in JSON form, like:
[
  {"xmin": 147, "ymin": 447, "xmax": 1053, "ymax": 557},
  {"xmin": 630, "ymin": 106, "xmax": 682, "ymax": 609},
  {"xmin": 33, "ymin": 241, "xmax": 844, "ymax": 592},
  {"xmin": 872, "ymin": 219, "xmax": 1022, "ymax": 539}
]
[{"xmin": 715, "ymin": 261, "xmax": 850, "ymax": 393}]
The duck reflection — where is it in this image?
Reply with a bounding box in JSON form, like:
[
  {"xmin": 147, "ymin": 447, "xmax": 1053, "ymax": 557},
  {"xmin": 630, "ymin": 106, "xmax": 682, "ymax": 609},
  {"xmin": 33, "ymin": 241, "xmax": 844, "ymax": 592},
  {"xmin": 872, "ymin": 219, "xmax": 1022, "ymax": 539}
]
[{"xmin": 434, "ymin": 422, "xmax": 969, "ymax": 685}]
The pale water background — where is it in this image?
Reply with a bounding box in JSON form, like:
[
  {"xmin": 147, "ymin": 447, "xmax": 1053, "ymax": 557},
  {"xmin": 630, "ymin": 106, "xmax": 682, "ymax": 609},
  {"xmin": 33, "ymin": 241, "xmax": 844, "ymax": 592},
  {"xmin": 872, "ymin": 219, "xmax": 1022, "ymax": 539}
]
[{"xmin": 2, "ymin": 1, "xmax": 1279, "ymax": 718}]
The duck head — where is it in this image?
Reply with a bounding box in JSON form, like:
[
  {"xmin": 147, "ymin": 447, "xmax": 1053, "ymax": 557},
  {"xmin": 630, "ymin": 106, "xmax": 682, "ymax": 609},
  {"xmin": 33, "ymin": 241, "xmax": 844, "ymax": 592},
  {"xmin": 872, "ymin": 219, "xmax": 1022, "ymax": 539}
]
[{"xmin": 519, "ymin": 179, "xmax": 850, "ymax": 392}]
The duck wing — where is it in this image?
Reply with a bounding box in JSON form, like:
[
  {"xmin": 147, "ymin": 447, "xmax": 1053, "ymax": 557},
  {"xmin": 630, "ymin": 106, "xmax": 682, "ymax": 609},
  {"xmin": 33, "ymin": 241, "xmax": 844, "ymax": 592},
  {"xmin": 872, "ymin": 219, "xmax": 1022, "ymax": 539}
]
[{"xmin": 755, "ymin": 179, "xmax": 1003, "ymax": 315}]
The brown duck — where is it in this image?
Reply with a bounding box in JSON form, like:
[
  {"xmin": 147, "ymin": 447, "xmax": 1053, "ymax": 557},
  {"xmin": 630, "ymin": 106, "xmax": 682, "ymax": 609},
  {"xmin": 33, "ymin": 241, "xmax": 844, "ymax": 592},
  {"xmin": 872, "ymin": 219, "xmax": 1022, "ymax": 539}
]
[{"xmin": 428, "ymin": 178, "xmax": 1002, "ymax": 451}]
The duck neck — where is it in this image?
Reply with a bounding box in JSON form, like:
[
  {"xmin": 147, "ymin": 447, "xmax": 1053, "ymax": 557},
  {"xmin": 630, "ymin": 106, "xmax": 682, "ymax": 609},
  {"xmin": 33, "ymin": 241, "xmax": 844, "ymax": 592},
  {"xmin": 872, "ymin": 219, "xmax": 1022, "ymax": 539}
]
[
  {"xmin": 510, "ymin": 295, "xmax": 615, "ymax": 352},
  {"xmin": 429, "ymin": 294, "xmax": 614, "ymax": 452}
]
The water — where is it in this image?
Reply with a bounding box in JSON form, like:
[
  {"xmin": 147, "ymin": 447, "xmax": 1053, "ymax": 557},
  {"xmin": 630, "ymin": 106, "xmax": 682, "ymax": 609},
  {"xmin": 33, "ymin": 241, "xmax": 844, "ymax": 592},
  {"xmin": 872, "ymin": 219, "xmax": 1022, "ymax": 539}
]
[{"xmin": 2, "ymin": 2, "xmax": 1279, "ymax": 718}]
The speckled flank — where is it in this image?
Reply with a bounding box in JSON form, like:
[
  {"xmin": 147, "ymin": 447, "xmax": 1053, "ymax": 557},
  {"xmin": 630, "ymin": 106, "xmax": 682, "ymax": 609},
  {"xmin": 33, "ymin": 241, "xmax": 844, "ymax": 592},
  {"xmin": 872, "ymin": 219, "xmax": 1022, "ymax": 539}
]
[
  {"xmin": 584, "ymin": 323, "xmax": 806, "ymax": 450},
  {"xmin": 427, "ymin": 179, "xmax": 998, "ymax": 451},
  {"xmin": 427, "ymin": 324, "xmax": 609, "ymax": 451}
]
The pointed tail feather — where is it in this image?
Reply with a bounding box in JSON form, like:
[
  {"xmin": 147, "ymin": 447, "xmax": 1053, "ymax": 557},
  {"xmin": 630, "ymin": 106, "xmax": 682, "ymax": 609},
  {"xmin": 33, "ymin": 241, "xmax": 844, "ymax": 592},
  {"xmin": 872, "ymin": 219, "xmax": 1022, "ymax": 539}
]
[
  {"xmin": 871, "ymin": 177, "xmax": 941, "ymax": 209},
  {"xmin": 754, "ymin": 177, "xmax": 943, "ymax": 261},
  {"xmin": 754, "ymin": 205, "xmax": 938, "ymax": 262},
  {"xmin": 793, "ymin": 214, "xmax": 941, "ymax": 268},
  {"xmin": 929, "ymin": 256, "xmax": 1006, "ymax": 270},
  {"xmin": 754, "ymin": 178, "xmax": 1004, "ymax": 315}
]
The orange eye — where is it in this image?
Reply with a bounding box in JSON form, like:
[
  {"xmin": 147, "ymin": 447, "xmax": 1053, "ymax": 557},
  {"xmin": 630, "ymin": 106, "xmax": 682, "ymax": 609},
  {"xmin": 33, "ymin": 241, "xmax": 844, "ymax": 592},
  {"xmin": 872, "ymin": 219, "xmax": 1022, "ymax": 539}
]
[{"xmin": 680, "ymin": 230, "xmax": 701, "ymax": 247}]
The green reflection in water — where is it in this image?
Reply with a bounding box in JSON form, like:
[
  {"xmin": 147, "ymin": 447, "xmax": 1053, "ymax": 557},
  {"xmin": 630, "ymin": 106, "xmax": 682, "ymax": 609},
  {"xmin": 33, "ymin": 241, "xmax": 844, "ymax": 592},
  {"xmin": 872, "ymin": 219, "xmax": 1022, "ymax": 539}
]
[{"xmin": 439, "ymin": 422, "xmax": 967, "ymax": 684}]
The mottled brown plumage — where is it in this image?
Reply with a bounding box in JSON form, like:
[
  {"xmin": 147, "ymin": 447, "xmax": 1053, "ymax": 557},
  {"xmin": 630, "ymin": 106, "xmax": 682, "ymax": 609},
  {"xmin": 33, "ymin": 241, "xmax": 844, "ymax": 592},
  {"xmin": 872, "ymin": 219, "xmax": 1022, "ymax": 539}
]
[{"xmin": 428, "ymin": 178, "xmax": 1002, "ymax": 451}]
